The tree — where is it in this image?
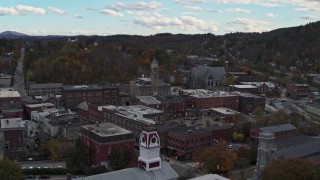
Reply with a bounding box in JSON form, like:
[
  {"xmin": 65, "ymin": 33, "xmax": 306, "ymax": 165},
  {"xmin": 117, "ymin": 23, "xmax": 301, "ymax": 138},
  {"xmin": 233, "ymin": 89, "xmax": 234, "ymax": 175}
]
[
  {"xmin": 0, "ymin": 157, "xmax": 24, "ymax": 180},
  {"xmin": 197, "ymin": 141, "xmax": 237, "ymax": 173},
  {"xmin": 261, "ymin": 158, "xmax": 317, "ymax": 180},
  {"xmin": 109, "ymin": 146, "xmax": 127, "ymax": 171},
  {"xmin": 67, "ymin": 139, "xmax": 90, "ymax": 174}
]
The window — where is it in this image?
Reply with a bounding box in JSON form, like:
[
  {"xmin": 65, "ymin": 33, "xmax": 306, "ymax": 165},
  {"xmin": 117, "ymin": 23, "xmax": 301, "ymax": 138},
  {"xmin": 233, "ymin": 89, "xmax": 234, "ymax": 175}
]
[{"xmin": 108, "ymin": 146, "xmax": 112, "ymax": 154}]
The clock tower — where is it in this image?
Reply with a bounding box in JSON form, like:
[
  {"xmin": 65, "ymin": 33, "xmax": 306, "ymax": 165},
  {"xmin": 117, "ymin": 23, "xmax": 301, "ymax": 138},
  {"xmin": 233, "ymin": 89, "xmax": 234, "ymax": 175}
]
[
  {"xmin": 138, "ymin": 127, "xmax": 161, "ymax": 171},
  {"xmin": 150, "ymin": 58, "xmax": 159, "ymax": 95}
]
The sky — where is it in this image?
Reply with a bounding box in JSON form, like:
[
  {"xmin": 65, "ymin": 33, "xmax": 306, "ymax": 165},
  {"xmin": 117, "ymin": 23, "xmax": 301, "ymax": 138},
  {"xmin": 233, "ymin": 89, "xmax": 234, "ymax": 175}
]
[{"xmin": 1, "ymin": 0, "xmax": 320, "ymax": 36}]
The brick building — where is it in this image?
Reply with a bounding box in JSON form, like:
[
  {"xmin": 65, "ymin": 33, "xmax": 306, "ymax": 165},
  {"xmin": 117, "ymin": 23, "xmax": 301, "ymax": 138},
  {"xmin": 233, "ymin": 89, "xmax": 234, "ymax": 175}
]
[
  {"xmin": 1, "ymin": 118, "xmax": 26, "ymax": 151},
  {"xmin": 210, "ymin": 107, "xmax": 240, "ymax": 123},
  {"xmin": 166, "ymin": 126, "xmax": 231, "ymax": 160},
  {"xmin": 180, "ymin": 89, "xmax": 239, "ymax": 111},
  {"xmin": 61, "ymin": 84, "xmax": 119, "ymax": 109},
  {"xmin": 250, "ymin": 124, "xmax": 297, "ymax": 143},
  {"xmin": 287, "ymin": 84, "xmax": 310, "ymax": 99},
  {"xmin": 27, "ymin": 82, "xmax": 62, "ymax": 96},
  {"xmin": 102, "ymin": 105, "xmax": 164, "ymax": 142},
  {"xmin": 24, "ymin": 103, "xmax": 55, "ymax": 120},
  {"xmin": 2, "ymin": 103, "xmax": 24, "ymax": 119},
  {"xmin": 0, "ymin": 91, "xmax": 21, "ymax": 108},
  {"xmin": 236, "ymin": 92, "xmax": 266, "ymax": 114},
  {"xmin": 79, "ymin": 123, "xmax": 135, "ymax": 167},
  {"xmin": 240, "ymin": 82, "xmax": 277, "ymax": 97}
]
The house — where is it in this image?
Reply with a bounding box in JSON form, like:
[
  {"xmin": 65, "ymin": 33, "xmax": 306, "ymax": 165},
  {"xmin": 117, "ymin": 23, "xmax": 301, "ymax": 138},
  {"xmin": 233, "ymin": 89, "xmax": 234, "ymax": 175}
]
[
  {"xmin": 189, "ymin": 66, "xmax": 225, "ymax": 91},
  {"xmin": 250, "ymin": 124, "xmax": 297, "ymax": 143},
  {"xmin": 79, "ymin": 123, "xmax": 136, "ymax": 167}
]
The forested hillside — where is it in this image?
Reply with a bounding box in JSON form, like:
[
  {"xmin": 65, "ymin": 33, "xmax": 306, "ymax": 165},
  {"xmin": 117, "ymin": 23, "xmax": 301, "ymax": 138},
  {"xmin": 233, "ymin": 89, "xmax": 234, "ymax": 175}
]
[{"xmin": 20, "ymin": 20, "xmax": 320, "ymax": 84}]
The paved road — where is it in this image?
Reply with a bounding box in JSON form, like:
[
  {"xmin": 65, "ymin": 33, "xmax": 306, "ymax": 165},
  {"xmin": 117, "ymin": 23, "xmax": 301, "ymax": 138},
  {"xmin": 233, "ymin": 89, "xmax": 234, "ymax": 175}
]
[{"xmin": 14, "ymin": 47, "xmax": 31, "ymax": 102}]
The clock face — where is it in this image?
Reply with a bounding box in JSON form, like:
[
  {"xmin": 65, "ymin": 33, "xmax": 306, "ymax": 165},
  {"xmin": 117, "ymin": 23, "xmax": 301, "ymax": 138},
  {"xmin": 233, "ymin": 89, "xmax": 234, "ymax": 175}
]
[
  {"xmin": 140, "ymin": 134, "xmax": 147, "ymax": 147},
  {"xmin": 149, "ymin": 134, "xmax": 159, "ymax": 148}
]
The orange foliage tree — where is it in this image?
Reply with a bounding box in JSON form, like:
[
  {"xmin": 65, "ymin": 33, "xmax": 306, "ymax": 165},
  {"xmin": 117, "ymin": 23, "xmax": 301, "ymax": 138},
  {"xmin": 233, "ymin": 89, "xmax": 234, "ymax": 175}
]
[
  {"xmin": 261, "ymin": 158, "xmax": 317, "ymax": 180},
  {"xmin": 197, "ymin": 141, "xmax": 237, "ymax": 173}
]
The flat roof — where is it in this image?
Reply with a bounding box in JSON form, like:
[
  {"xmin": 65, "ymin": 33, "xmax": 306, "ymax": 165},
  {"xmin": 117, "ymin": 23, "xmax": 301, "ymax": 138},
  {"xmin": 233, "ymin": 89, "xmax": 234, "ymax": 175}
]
[
  {"xmin": 180, "ymin": 89, "xmax": 238, "ymax": 98},
  {"xmin": 82, "ymin": 123, "xmax": 132, "ymax": 137},
  {"xmin": 260, "ymin": 124, "xmax": 296, "ymax": 133},
  {"xmin": 230, "ymin": 85, "xmax": 257, "ymax": 89},
  {"xmin": 136, "ymin": 96, "xmax": 161, "ymax": 105},
  {"xmin": 211, "ymin": 107, "xmax": 240, "ymax": 115},
  {"xmin": 25, "ymin": 103, "xmax": 55, "ymax": 108},
  {"xmin": 1, "ymin": 118, "xmax": 25, "ymax": 129},
  {"xmin": 0, "ymin": 91, "xmax": 20, "ymax": 98},
  {"xmin": 29, "ymin": 83, "xmax": 62, "ymax": 89},
  {"xmin": 115, "ymin": 105, "xmax": 161, "ymax": 125}
]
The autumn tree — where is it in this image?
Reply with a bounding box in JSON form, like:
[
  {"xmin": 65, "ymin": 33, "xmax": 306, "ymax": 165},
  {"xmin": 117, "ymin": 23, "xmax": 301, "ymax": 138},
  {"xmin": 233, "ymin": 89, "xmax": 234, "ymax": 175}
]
[
  {"xmin": 197, "ymin": 141, "xmax": 237, "ymax": 173},
  {"xmin": 261, "ymin": 158, "xmax": 317, "ymax": 180},
  {"xmin": 0, "ymin": 157, "xmax": 24, "ymax": 180}
]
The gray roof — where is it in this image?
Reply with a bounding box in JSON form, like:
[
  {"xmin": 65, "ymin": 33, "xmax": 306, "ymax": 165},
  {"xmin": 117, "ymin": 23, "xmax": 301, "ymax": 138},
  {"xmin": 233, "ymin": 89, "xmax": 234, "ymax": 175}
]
[
  {"xmin": 77, "ymin": 161, "xmax": 179, "ymax": 180},
  {"xmin": 189, "ymin": 174, "xmax": 229, "ymax": 180},
  {"xmin": 191, "ymin": 66, "xmax": 225, "ymax": 81},
  {"xmin": 28, "ymin": 83, "xmax": 62, "ymax": 89},
  {"xmin": 276, "ymin": 134, "xmax": 317, "ymax": 150},
  {"xmin": 277, "ymin": 139, "xmax": 320, "ymax": 158},
  {"xmin": 259, "ymin": 124, "xmax": 296, "ymax": 133}
]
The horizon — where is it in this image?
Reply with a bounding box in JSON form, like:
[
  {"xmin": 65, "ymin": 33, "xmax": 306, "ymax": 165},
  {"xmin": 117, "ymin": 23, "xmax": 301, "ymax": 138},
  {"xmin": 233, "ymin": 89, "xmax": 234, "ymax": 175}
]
[{"xmin": 1, "ymin": 0, "xmax": 320, "ymax": 36}]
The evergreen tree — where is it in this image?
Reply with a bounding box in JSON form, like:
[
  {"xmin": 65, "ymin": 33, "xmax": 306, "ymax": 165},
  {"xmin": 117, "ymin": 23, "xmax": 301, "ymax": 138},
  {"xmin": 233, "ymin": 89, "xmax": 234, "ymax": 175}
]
[{"xmin": 109, "ymin": 146, "xmax": 127, "ymax": 171}]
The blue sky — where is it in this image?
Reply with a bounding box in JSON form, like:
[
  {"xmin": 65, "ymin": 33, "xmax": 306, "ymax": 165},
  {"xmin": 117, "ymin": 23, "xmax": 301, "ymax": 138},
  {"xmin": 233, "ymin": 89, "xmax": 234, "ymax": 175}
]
[{"xmin": 1, "ymin": 0, "xmax": 320, "ymax": 36}]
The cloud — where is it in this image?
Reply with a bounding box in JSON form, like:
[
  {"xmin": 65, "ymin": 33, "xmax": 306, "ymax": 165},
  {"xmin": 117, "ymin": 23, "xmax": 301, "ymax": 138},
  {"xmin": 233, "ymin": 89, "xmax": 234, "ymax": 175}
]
[
  {"xmin": 294, "ymin": 7, "xmax": 320, "ymax": 12},
  {"xmin": 226, "ymin": 8, "xmax": 252, "ymax": 13},
  {"xmin": 185, "ymin": 6, "xmax": 203, "ymax": 11},
  {"xmin": 74, "ymin": 15, "xmax": 83, "ymax": 19},
  {"xmin": 266, "ymin": 12, "xmax": 277, "ymax": 18},
  {"xmin": 101, "ymin": 8, "xmax": 123, "ymax": 16},
  {"xmin": 207, "ymin": 9, "xmax": 224, "ymax": 13},
  {"xmin": 115, "ymin": 1, "xmax": 161, "ymax": 10},
  {"xmin": 0, "ymin": 7, "xmax": 19, "ymax": 16},
  {"xmin": 133, "ymin": 13, "xmax": 219, "ymax": 32},
  {"xmin": 174, "ymin": 0, "xmax": 208, "ymax": 5},
  {"xmin": 228, "ymin": 18, "xmax": 271, "ymax": 32},
  {"xmin": 83, "ymin": 7, "xmax": 98, "ymax": 11},
  {"xmin": 301, "ymin": 15, "xmax": 318, "ymax": 20},
  {"xmin": 14, "ymin": 5, "xmax": 46, "ymax": 15},
  {"xmin": 48, "ymin": 7, "xmax": 66, "ymax": 15}
]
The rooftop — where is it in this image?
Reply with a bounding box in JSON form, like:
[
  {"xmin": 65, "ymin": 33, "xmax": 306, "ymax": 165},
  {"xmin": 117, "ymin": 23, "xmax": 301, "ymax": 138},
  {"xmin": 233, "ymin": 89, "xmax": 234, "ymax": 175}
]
[
  {"xmin": 28, "ymin": 83, "xmax": 62, "ymax": 89},
  {"xmin": 0, "ymin": 91, "xmax": 20, "ymax": 98},
  {"xmin": 278, "ymin": 139, "xmax": 320, "ymax": 158},
  {"xmin": 77, "ymin": 161, "xmax": 178, "ymax": 180},
  {"xmin": 25, "ymin": 103, "xmax": 55, "ymax": 109},
  {"xmin": 136, "ymin": 96, "xmax": 161, "ymax": 105},
  {"xmin": 1, "ymin": 118, "xmax": 25, "ymax": 129},
  {"xmin": 62, "ymin": 84, "xmax": 114, "ymax": 91},
  {"xmin": 259, "ymin": 124, "xmax": 297, "ymax": 133},
  {"xmin": 180, "ymin": 89, "xmax": 238, "ymax": 98},
  {"xmin": 115, "ymin": 105, "xmax": 162, "ymax": 125},
  {"xmin": 229, "ymin": 85, "xmax": 258, "ymax": 89},
  {"xmin": 82, "ymin": 123, "xmax": 132, "ymax": 137},
  {"xmin": 211, "ymin": 107, "xmax": 240, "ymax": 115},
  {"xmin": 240, "ymin": 82, "xmax": 275, "ymax": 88},
  {"xmin": 189, "ymin": 174, "xmax": 229, "ymax": 180}
]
